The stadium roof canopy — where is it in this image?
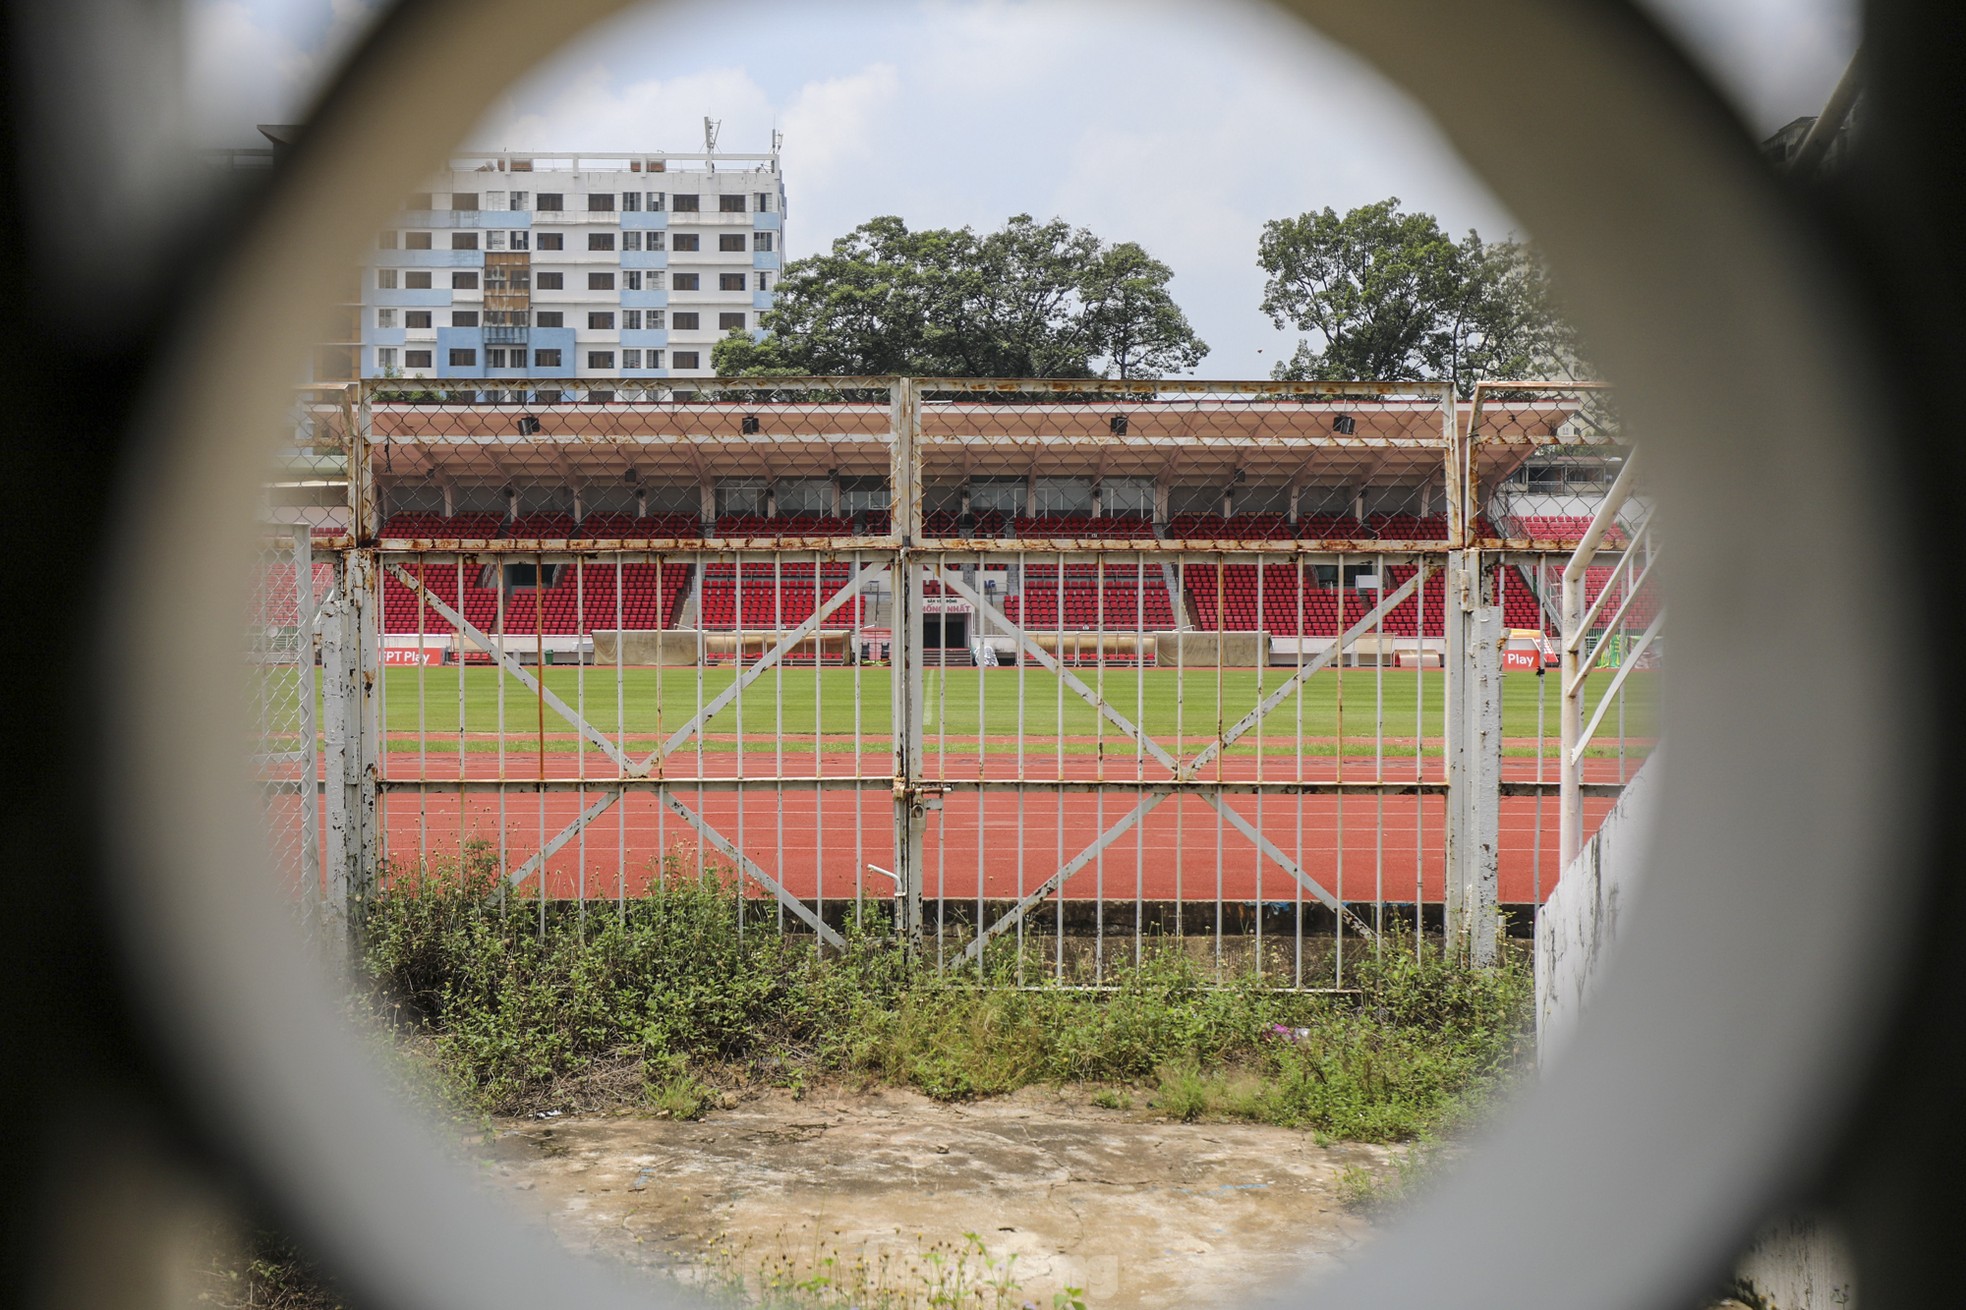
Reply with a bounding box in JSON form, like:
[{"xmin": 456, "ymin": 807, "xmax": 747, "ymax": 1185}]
[{"xmin": 363, "ymin": 396, "xmax": 1593, "ymax": 487}]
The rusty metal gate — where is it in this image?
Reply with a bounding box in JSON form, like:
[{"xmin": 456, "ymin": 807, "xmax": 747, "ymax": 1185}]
[{"xmin": 267, "ymin": 377, "xmax": 1654, "ymax": 982}]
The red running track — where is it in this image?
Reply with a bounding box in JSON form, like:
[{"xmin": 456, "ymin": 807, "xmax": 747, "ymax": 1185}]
[{"xmin": 362, "ymin": 747, "xmax": 1634, "ymax": 906}]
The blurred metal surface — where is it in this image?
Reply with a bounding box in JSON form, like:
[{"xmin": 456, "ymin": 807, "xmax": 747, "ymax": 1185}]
[{"xmin": 0, "ymin": 1, "xmax": 1958, "ymax": 1309}]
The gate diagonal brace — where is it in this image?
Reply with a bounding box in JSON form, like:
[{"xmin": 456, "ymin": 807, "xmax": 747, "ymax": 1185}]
[
  {"xmin": 1199, "ymin": 791, "xmax": 1377, "ymax": 939},
  {"xmin": 1182, "ymin": 562, "xmax": 1429, "ymax": 781},
  {"xmin": 385, "ymin": 563, "xmax": 632, "ymax": 773},
  {"xmin": 634, "ymin": 558, "xmax": 885, "ymax": 777},
  {"xmin": 960, "ymin": 789, "xmax": 1170, "ymax": 964},
  {"xmin": 928, "ymin": 564, "xmax": 1180, "ymax": 775},
  {"xmin": 500, "ymin": 787, "xmax": 622, "ymax": 891},
  {"xmin": 659, "ymin": 790, "xmax": 847, "ymax": 949}
]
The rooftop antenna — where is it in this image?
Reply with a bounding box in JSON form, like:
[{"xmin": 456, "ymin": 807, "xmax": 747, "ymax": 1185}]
[{"xmin": 703, "ymin": 116, "xmax": 720, "ymax": 171}]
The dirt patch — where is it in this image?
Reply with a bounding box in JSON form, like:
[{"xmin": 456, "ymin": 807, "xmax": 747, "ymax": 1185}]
[{"xmin": 476, "ymin": 1084, "xmax": 1389, "ymax": 1309}]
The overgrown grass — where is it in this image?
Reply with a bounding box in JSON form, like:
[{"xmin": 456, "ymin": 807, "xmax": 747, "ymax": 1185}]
[{"xmin": 361, "ymin": 847, "xmax": 1532, "ymax": 1141}]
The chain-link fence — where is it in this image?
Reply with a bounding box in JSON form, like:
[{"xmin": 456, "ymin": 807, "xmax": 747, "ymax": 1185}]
[{"xmin": 248, "ymin": 525, "xmax": 325, "ymax": 917}]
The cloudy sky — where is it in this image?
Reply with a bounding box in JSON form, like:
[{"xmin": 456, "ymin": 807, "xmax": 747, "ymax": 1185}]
[{"xmin": 187, "ymin": 0, "xmax": 1858, "ymax": 378}]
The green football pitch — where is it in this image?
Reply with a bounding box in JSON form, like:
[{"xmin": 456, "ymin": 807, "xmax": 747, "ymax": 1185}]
[{"xmin": 367, "ymin": 665, "xmax": 1658, "ymax": 755}]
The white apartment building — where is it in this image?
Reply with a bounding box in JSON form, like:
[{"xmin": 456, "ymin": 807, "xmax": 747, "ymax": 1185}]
[{"xmin": 363, "ymin": 148, "xmax": 785, "ymax": 385}]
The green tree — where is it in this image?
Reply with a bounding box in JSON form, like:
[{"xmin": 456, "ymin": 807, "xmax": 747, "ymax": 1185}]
[
  {"xmin": 714, "ymin": 214, "xmax": 1207, "ymax": 380},
  {"xmin": 1259, "ymin": 198, "xmax": 1580, "ymax": 394},
  {"xmin": 1080, "ymin": 242, "xmax": 1210, "ymax": 380}
]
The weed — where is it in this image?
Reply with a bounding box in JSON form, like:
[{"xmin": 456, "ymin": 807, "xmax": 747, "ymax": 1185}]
[{"xmin": 360, "ymin": 865, "xmax": 1532, "ymax": 1141}]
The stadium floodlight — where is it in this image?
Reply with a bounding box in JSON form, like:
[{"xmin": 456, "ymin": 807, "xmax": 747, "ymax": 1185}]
[
  {"xmin": 1334, "ymin": 413, "xmax": 1358, "ymax": 434},
  {"xmin": 515, "ymin": 414, "xmax": 541, "ymax": 435},
  {"xmin": 1109, "ymin": 414, "xmax": 1128, "ymax": 435}
]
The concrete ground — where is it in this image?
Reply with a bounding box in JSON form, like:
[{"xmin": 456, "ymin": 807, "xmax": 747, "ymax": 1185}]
[{"xmin": 479, "ymin": 1084, "xmax": 1395, "ymax": 1310}]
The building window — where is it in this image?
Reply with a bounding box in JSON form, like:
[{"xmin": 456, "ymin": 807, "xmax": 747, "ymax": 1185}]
[
  {"xmin": 376, "ymin": 346, "xmax": 398, "ymax": 370},
  {"xmin": 650, "ymin": 350, "xmax": 665, "ymax": 368},
  {"xmin": 588, "ymin": 272, "xmax": 615, "ymax": 290},
  {"xmin": 588, "ymin": 232, "xmax": 616, "ymax": 251},
  {"xmin": 588, "ymin": 350, "xmax": 616, "ymax": 368},
  {"xmin": 624, "ymin": 271, "xmax": 643, "ymax": 290},
  {"xmin": 754, "ymin": 231, "xmax": 774, "ymax": 252},
  {"xmin": 672, "ymin": 194, "xmax": 700, "ymax": 212},
  {"xmin": 671, "ymin": 311, "xmax": 700, "ymax": 330},
  {"xmin": 534, "ymin": 348, "xmax": 562, "ymax": 368},
  {"xmin": 718, "ymin": 233, "xmax": 746, "ymax": 252},
  {"xmin": 719, "ymin": 195, "xmax": 746, "ymax": 213},
  {"xmin": 485, "ymin": 190, "xmax": 506, "ymax": 210},
  {"xmin": 673, "ymin": 351, "xmax": 700, "ymax": 369},
  {"xmin": 486, "ymin": 230, "xmax": 506, "ymax": 250},
  {"xmin": 622, "ymin": 231, "xmax": 642, "ymax": 251},
  {"xmin": 451, "ymin": 232, "xmax": 479, "ymax": 250},
  {"xmin": 719, "ymin": 273, "xmax": 746, "ymax": 291},
  {"xmin": 536, "ymin": 310, "xmax": 564, "ymax": 327},
  {"xmin": 378, "ymin": 231, "xmax": 398, "ymax": 249},
  {"xmin": 452, "ymin": 310, "xmax": 480, "ymax": 327},
  {"xmin": 536, "ymin": 192, "xmax": 564, "ymax": 211},
  {"xmin": 621, "ymin": 309, "xmax": 642, "ymax": 329},
  {"xmin": 510, "ymin": 231, "xmax": 529, "ymax": 251},
  {"xmin": 376, "ymin": 269, "xmax": 398, "ymax": 289},
  {"xmin": 756, "ymin": 192, "xmax": 773, "ymax": 212},
  {"xmin": 588, "ymin": 312, "xmax": 615, "ymax": 329},
  {"xmin": 486, "ymin": 348, "xmax": 508, "ymax": 368},
  {"xmin": 510, "ymin": 190, "xmax": 530, "ymax": 210},
  {"xmin": 536, "ymin": 232, "xmax": 564, "ymax": 251},
  {"xmin": 452, "ymin": 271, "xmax": 478, "ymax": 289},
  {"xmin": 622, "ymin": 349, "xmax": 642, "ymax": 368},
  {"xmin": 376, "ymin": 308, "xmax": 396, "ymax": 328},
  {"xmin": 621, "ymin": 192, "xmax": 641, "ymax": 212},
  {"xmin": 719, "ymin": 311, "xmax": 746, "ymax": 331},
  {"xmin": 587, "ymin": 193, "xmax": 616, "ymax": 212},
  {"xmin": 672, "ymin": 273, "xmax": 699, "ymax": 291},
  {"xmin": 648, "ymin": 231, "xmax": 667, "ymax": 251},
  {"xmin": 406, "ymin": 271, "xmax": 432, "ymax": 289},
  {"xmin": 448, "ymin": 348, "xmax": 477, "ymax": 366},
  {"xmin": 405, "ymin": 231, "xmax": 432, "ymax": 250},
  {"xmin": 756, "ymin": 272, "xmax": 769, "ymax": 291},
  {"xmin": 647, "ymin": 191, "xmax": 666, "ymax": 211},
  {"xmin": 452, "ymin": 192, "xmax": 479, "ymax": 211},
  {"xmin": 405, "ymin": 349, "xmax": 432, "ymax": 369},
  {"xmin": 672, "ymin": 233, "xmax": 699, "ymax": 252},
  {"xmin": 405, "ymin": 311, "xmax": 432, "ymax": 329},
  {"xmin": 536, "ymin": 272, "xmax": 564, "ymax": 290}
]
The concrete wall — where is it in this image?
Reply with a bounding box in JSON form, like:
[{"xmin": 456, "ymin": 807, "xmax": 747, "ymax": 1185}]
[
  {"xmin": 1534, "ymin": 757, "xmax": 1857, "ymax": 1308},
  {"xmin": 591, "ymin": 629, "xmax": 703, "ymax": 666},
  {"xmin": 1154, "ymin": 631, "xmax": 1266, "ymax": 667},
  {"xmin": 1729, "ymin": 1217, "xmax": 1857, "ymax": 1310},
  {"xmin": 1534, "ymin": 754, "xmax": 1659, "ymax": 1061}
]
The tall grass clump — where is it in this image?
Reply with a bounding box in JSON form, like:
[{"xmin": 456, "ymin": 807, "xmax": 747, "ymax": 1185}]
[{"xmin": 360, "ymin": 847, "xmax": 1533, "ymax": 1140}]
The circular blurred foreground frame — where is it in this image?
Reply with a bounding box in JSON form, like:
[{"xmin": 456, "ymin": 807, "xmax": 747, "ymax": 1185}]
[{"xmin": 102, "ymin": 1, "xmax": 1921, "ymax": 1308}]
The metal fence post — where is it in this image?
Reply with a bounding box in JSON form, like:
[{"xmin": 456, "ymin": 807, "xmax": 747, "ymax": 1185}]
[
  {"xmin": 889, "ymin": 378, "xmax": 925, "ymax": 953},
  {"xmin": 1466, "ymin": 584, "xmax": 1504, "ymax": 965},
  {"xmin": 321, "ymin": 548, "xmax": 379, "ymax": 965},
  {"xmin": 352, "ymin": 546, "xmax": 380, "ymax": 914},
  {"xmin": 291, "ymin": 525, "xmax": 320, "ymax": 923},
  {"xmin": 319, "ymin": 564, "xmax": 353, "ymax": 963},
  {"xmin": 1444, "ymin": 553, "xmax": 1503, "ymax": 963}
]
